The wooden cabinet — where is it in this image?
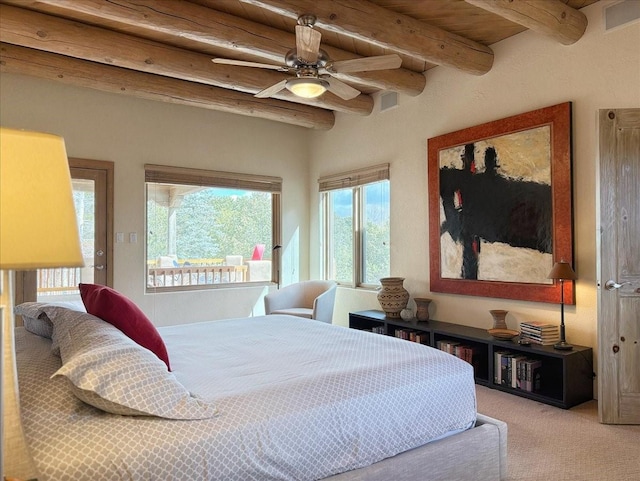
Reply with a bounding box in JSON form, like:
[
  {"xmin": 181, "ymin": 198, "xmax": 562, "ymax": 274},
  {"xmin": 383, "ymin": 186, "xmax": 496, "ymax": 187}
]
[{"xmin": 349, "ymin": 310, "xmax": 594, "ymax": 409}]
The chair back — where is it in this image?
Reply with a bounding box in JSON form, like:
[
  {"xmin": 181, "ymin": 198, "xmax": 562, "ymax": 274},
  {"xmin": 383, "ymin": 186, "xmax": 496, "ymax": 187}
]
[{"xmin": 264, "ymin": 280, "xmax": 337, "ymax": 323}]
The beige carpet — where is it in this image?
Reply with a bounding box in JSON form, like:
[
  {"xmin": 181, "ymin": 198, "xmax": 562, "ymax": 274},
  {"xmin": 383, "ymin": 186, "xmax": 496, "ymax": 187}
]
[{"xmin": 476, "ymin": 385, "xmax": 640, "ymax": 481}]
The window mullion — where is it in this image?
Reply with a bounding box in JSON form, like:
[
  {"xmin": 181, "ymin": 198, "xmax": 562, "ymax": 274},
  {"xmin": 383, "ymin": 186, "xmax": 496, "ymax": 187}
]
[{"xmin": 354, "ymin": 186, "xmax": 363, "ymax": 287}]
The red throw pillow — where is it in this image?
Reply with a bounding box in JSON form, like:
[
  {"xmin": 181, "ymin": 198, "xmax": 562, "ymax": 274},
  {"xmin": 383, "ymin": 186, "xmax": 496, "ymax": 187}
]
[{"xmin": 79, "ymin": 283, "xmax": 171, "ymax": 370}]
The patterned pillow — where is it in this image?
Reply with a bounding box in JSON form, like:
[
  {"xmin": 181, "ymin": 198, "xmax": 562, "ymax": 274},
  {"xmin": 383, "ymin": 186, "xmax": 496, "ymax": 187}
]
[
  {"xmin": 47, "ymin": 307, "xmax": 218, "ymax": 419},
  {"xmin": 79, "ymin": 283, "xmax": 171, "ymax": 370},
  {"xmin": 14, "ymin": 302, "xmax": 54, "ymax": 339},
  {"xmin": 14, "ymin": 301, "xmax": 85, "ymax": 339}
]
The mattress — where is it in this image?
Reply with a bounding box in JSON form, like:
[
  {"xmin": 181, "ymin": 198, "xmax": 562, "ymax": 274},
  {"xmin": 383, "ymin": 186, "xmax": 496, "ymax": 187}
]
[{"xmin": 16, "ymin": 315, "xmax": 477, "ymax": 481}]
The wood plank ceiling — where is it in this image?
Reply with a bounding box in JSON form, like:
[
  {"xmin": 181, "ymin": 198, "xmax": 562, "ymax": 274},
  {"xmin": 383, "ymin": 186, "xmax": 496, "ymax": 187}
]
[{"xmin": 0, "ymin": 0, "xmax": 597, "ymax": 130}]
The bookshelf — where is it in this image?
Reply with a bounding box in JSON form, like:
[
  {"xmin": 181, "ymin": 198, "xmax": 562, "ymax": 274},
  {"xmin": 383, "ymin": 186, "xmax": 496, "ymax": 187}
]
[{"xmin": 349, "ymin": 310, "xmax": 594, "ymax": 409}]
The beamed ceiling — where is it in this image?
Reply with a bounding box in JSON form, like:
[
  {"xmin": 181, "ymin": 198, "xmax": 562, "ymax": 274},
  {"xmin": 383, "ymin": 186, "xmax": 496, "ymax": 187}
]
[{"xmin": 0, "ymin": 0, "xmax": 598, "ymax": 130}]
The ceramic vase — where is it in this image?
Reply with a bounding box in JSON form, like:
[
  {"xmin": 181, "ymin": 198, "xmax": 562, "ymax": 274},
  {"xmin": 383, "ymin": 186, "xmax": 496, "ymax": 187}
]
[
  {"xmin": 400, "ymin": 307, "xmax": 414, "ymax": 321},
  {"xmin": 490, "ymin": 310, "xmax": 509, "ymax": 329},
  {"xmin": 414, "ymin": 298, "xmax": 432, "ymax": 322},
  {"xmin": 377, "ymin": 277, "xmax": 410, "ymax": 318}
]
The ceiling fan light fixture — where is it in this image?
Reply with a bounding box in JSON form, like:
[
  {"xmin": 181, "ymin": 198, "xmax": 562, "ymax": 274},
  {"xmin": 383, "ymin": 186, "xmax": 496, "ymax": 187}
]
[{"xmin": 286, "ymin": 78, "xmax": 329, "ymax": 98}]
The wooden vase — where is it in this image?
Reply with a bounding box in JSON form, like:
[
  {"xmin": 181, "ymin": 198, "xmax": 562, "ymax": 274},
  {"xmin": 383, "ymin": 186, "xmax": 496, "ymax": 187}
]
[
  {"xmin": 377, "ymin": 277, "xmax": 410, "ymax": 318},
  {"xmin": 490, "ymin": 310, "xmax": 509, "ymax": 329}
]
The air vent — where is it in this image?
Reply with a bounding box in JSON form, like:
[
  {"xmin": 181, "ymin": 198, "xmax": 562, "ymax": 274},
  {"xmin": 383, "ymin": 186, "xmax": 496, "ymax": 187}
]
[
  {"xmin": 380, "ymin": 91, "xmax": 399, "ymax": 112},
  {"xmin": 605, "ymin": 0, "xmax": 640, "ymax": 31}
]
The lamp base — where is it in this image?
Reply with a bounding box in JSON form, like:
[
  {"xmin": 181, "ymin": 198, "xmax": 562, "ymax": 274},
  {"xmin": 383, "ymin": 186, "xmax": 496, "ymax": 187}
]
[{"xmin": 554, "ymin": 340, "xmax": 573, "ymax": 351}]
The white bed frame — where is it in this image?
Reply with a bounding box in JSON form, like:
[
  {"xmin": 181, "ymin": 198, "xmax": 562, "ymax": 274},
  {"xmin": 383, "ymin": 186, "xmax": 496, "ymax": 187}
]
[{"xmin": 325, "ymin": 414, "xmax": 507, "ymax": 481}]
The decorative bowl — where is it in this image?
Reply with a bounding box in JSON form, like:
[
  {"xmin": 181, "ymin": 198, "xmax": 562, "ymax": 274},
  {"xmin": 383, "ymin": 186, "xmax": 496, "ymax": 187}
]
[{"xmin": 487, "ymin": 328, "xmax": 520, "ymax": 340}]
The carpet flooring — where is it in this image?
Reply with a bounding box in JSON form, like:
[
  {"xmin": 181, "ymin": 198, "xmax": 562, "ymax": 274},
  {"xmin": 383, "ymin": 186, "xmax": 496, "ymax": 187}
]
[{"xmin": 476, "ymin": 385, "xmax": 640, "ymax": 480}]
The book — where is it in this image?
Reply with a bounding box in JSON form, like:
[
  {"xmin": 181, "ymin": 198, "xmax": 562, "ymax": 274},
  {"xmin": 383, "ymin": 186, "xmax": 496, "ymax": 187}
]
[
  {"xmin": 522, "ymin": 359, "xmax": 543, "ymax": 392},
  {"xmin": 520, "ymin": 321, "xmax": 558, "ymax": 332},
  {"xmin": 520, "ymin": 325, "xmax": 558, "ymax": 335},
  {"xmin": 520, "ymin": 334, "xmax": 559, "ymax": 346},
  {"xmin": 520, "ymin": 332, "xmax": 559, "ymax": 340},
  {"xmin": 521, "ymin": 331, "xmax": 558, "ymax": 339},
  {"xmin": 510, "ymin": 355, "xmax": 527, "ymax": 388},
  {"xmin": 437, "ymin": 339, "xmax": 460, "ymax": 355},
  {"xmin": 520, "ymin": 328, "xmax": 559, "ymax": 338},
  {"xmin": 501, "ymin": 353, "xmax": 515, "ymax": 386},
  {"xmin": 415, "ymin": 332, "xmax": 430, "ymax": 344},
  {"xmin": 453, "ymin": 345, "xmax": 474, "ymax": 364},
  {"xmin": 520, "ymin": 324, "xmax": 559, "ymax": 345},
  {"xmin": 494, "ymin": 351, "xmax": 508, "ymax": 385},
  {"xmin": 516, "ymin": 357, "xmax": 527, "ymax": 390},
  {"xmin": 532, "ymin": 361, "xmax": 543, "ymax": 392}
]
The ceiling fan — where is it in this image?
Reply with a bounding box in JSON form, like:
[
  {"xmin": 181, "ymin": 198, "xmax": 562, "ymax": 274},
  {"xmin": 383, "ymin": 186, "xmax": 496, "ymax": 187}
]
[{"xmin": 212, "ymin": 14, "xmax": 402, "ymax": 101}]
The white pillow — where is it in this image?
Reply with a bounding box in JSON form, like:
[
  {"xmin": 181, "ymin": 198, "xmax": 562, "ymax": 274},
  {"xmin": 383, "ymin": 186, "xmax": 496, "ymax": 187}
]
[{"xmin": 47, "ymin": 307, "xmax": 218, "ymax": 420}]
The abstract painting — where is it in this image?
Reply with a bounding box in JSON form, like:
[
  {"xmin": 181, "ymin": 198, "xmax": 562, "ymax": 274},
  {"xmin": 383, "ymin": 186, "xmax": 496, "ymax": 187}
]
[{"xmin": 428, "ymin": 102, "xmax": 574, "ymax": 304}]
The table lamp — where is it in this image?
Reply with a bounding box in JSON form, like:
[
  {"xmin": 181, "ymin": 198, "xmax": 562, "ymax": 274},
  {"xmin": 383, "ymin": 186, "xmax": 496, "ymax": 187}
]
[
  {"xmin": 1, "ymin": 128, "xmax": 84, "ymax": 480},
  {"xmin": 547, "ymin": 260, "xmax": 577, "ymax": 351}
]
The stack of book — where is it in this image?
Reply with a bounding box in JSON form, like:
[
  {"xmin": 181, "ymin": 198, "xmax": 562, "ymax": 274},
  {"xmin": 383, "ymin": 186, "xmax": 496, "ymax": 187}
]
[
  {"xmin": 519, "ymin": 321, "xmax": 559, "ymax": 345},
  {"xmin": 436, "ymin": 340, "xmax": 475, "ymax": 365},
  {"xmin": 394, "ymin": 328, "xmax": 429, "ymax": 344},
  {"xmin": 494, "ymin": 351, "xmax": 543, "ymax": 392}
]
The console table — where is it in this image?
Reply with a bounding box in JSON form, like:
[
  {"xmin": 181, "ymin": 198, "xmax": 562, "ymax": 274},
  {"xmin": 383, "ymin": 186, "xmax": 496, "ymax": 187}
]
[{"xmin": 349, "ymin": 310, "xmax": 594, "ymax": 409}]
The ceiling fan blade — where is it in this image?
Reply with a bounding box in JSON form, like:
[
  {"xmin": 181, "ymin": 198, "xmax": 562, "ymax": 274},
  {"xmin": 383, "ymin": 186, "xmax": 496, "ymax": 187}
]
[
  {"xmin": 255, "ymin": 79, "xmax": 288, "ymax": 98},
  {"xmin": 325, "ymin": 77, "xmax": 361, "ymax": 101},
  {"xmin": 295, "ymin": 25, "xmax": 321, "ymax": 64},
  {"xmin": 329, "ymin": 54, "xmax": 402, "ymax": 73},
  {"xmin": 212, "ymin": 58, "xmax": 288, "ymax": 72}
]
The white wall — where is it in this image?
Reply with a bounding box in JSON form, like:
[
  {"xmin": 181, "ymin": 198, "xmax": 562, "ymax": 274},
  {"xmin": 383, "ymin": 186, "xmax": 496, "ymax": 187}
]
[
  {"xmin": 0, "ymin": 75, "xmax": 311, "ymax": 325},
  {"xmin": 1, "ymin": 0, "xmax": 638, "ymax": 349},
  {"xmin": 309, "ymin": 0, "xmax": 640, "ymax": 363}
]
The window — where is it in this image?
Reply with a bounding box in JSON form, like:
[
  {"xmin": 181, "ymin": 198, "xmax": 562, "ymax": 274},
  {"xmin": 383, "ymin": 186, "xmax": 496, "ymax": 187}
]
[
  {"xmin": 145, "ymin": 164, "xmax": 281, "ymax": 291},
  {"xmin": 320, "ymin": 164, "xmax": 390, "ymax": 287}
]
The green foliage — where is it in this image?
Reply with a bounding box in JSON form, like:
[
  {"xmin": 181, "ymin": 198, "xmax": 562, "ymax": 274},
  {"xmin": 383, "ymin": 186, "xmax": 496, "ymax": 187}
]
[
  {"xmin": 147, "ymin": 198, "xmax": 169, "ymax": 261},
  {"xmin": 364, "ymin": 218, "xmax": 390, "ymax": 283},
  {"xmin": 327, "ymin": 181, "xmax": 390, "ymax": 284},
  {"xmin": 146, "ymin": 186, "xmax": 272, "ymax": 263},
  {"xmin": 73, "ymin": 190, "xmax": 96, "ymax": 259},
  {"xmin": 332, "ymin": 214, "xmax": 353, "ymax": 282},
  {"xmin": 204, "ymin": 191, "xmax": 272, "ymax": 260}
]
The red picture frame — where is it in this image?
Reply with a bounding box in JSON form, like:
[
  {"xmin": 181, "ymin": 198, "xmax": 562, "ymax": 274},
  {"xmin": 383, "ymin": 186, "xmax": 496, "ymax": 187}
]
[{"xmin": 428, "ymin": 102, "xmax": 574, "ymax": 304}]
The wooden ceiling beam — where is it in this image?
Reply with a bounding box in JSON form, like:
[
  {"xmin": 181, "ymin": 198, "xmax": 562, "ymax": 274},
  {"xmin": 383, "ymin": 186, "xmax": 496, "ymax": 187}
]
[
  {"xmin": 0, "ymin": 4, "xmax": 373, "ymax": 115},
  {"xmin": 1, "ymin": 0, "xmax": 425, "ymax": 96},
  {"xmin": 465, "ymin": 0, "xmax": 587, "ymax": 45},
  {"xmin": 239, "ymin": 0, "xmax": 495, "ymax": 75},
  {"xmin": 0, "ymin": 43, "xmax": 335, "ymax": 130}
]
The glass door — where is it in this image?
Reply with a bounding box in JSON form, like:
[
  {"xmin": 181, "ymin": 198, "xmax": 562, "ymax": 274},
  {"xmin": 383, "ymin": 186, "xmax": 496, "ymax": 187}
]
[{"xmin": 15, "ymin": 159, "xmax": 113, "ymax": 305}]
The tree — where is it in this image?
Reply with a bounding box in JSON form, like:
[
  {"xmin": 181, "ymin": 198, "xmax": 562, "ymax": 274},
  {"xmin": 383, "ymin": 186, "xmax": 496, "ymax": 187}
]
[{"xmin": 147, "ymin": 186, "xmax": 272, "ymax": 263}]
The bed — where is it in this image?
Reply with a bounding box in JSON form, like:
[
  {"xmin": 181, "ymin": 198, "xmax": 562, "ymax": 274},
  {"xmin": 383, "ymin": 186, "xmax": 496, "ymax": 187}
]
[{"xmin": 13, "ymin": 300, "xmax": 507, "ymax": 481}]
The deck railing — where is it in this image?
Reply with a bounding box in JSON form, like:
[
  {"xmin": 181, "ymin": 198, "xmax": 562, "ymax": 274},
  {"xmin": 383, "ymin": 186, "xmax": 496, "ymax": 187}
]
[
  {"xmin": 37, "ymin": 259, "xmax": 257, "ymax": 293},
  {"xmin": 147, "ymin": 265, "xmax": 247, "ymax": 287},
  {"xmin": 38, "ymin": 268, "xmax": 82, "ymax": 296}
]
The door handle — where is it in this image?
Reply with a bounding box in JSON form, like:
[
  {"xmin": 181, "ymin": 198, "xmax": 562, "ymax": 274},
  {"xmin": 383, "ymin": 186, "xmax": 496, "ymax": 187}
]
[
  {"xmin": 604, "ymin": 280, "xmax": 630, "ymax": 291},
  {"xmin": 92, "ymin": 265, "xmax": 105, "ymax": 271}
]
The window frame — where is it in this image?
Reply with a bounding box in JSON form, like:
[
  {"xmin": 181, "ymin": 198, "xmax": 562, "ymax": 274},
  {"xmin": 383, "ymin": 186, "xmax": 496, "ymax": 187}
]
[
  {"xmin": 319, "ymin": 164, "xmax": 390, "ymax": 288},
  {"xmin": 144, "ymin": 164, "xmax": 282, "ymax": 293}
]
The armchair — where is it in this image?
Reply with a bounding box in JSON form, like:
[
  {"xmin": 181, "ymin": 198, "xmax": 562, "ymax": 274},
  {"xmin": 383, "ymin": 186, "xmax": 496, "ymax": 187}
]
[{"xmin": 264, "ymin": 280, "xmax": 337, "ymax": 324}]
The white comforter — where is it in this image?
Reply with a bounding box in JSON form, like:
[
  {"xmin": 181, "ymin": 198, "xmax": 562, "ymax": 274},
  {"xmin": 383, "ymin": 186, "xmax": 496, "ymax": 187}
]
[{"xmin": 17, "ymin": 315, "xmax": 476, "ymax": 481}]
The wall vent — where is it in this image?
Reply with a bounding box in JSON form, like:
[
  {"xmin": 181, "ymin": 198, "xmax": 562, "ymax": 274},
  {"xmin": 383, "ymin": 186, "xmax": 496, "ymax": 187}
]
[
  {"xmin": 380, "ymin": 91, "xmax": 399, "ymax": 112},
  {"xmin": 605, "ymin": 0, "xmax": 640, "ymax": 31}
]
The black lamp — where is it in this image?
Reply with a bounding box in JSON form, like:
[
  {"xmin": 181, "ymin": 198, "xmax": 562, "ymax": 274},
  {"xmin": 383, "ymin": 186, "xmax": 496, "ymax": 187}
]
[{"xmin": 547, "ymin": 260, "xmax": 577, "ymax": 350}]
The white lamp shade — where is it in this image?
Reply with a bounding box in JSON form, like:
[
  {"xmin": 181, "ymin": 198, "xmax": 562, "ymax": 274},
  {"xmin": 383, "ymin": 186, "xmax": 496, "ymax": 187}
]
[{"xmin": 0, "ymin": 128, "xmax": 84, "ymax": 269}]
